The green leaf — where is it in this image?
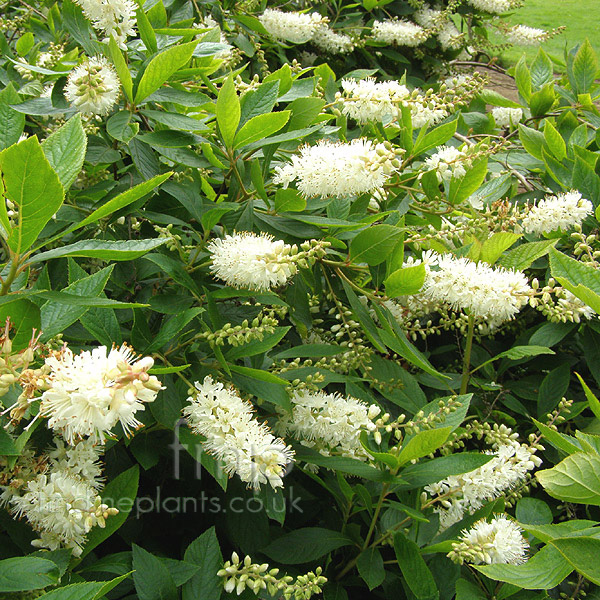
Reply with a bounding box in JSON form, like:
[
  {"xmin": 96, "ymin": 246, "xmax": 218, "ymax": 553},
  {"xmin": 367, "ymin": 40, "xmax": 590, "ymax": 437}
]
[
  {"xmin": 133, "ymin": 545, "xmax": 177, "ymax": 600},
  {"xmin": 549, "ymin": 248, "xmax": 600, "ymax": 295},
  {"xmin": 216, "ymin": 75, "xmax": 240, "ymax": 149},
  {"xmin": 81, "ymin": 465, "xmax": 140, "ymax": 558},
  {"xmin": 177, "ymin": 427, "xmax": 228, "ymax": 490},
  {"xmin": 233, "ymin": 110, "xmax": 290, "ymax": 149},
  {"xmin": 412, "ymin": 121, "xmax": 458, "ymax": 156},
  {"xmin": 0, "ymin": 136, "xmax": 64, "ymax": 253},
  {"xmin": 274, "ymin": 344, "xmax": 344, "ymax": 359},
  {"xmin": 529, "ymin": 83, "xmax": 556, "ymax": 118},
  {"xmin": 37, "ymin": 575, "xmax": 131, "ymax": 600},
  {"xmin": 494, "ymin": 345, "xmax": 554, "ymax": 362},
  {"xmin": 394, "ymin": 532, "xmax": 439, "ymax": 600},
  {"xmin": 538, "ymin": 362, "xmax": 570, "ymax": 418},
  {"xmin": 16, "ymin": 32, "xmax": 34, "ymax": 55},
  {"xmin": 294, "ymin": 448, "xmax": 390, "ymax": 481},
  {"xmin": 550, "ymin": 537, "xmax": 600, "ymax": 585},
  {"xmin": 518, "ymin": 124, "xmax": 545, "ymax": 160},
  {"xmin": 475, "ymin": 544, "xmax": 572, "ymax": 589},
  {"xmin": 0, "ymin": 298, "xmax": 40, "ymax": 350},
  {"xmin": 478, "ymin": 89, "xmax": 523, "ymax": 109},
  {"xmin": 75, "ymin": 173, "xmax": 172, "ymax": 231},
  {"xmin": 107, "ymin": 35, "xmax": 133, "ymax": 102},
  {"xmin": 228, "ymin": 364, "xmax": 288, "ymax": 386},
  {"xmin": 499, "ymin": 239, "xmax": 557, "ymax": 270},
  {"xmin": 544, "ymin": 121, "xmax": 566, "ymax": 161},
  {"xmin": 134, "ymin": 41, "xmax": 198, "ymax": 103},
  {"xmin": 31, "ymin": 238, "xmax": 167, "ymax": 263},
  {"xmin": 350, "ymin": 225, "xmax": 404, "ymax": 266},
  {"xmin": 516, "ymin": 497, "xmax": 553, "ymax": 525},
  {"xmin": 146, "ymin": 308, "xmax": 204, "ymax": 353},
  {"xmin": 225, "ymin": 326, "xmax": 290, "ymax": 360},
  {"xmin": 399, "ymin": 453, "xmax": 493, "ymax": 489},
  {"xmin": 448, "ymin": 158, "xmax": 488, "ymax": 205},
  {"xmin": 479, "ymin": 232, "xmax": 521, "ymax": 265},
  {"xmin": 397, "ymin": 427, "xmax": 452, "ymax": 466},
  {"xmin": 0, "ymin": 83, "xmax": 25, "ymax": 150},
  {"xmin": 341, "ymin": 281, "xmax": 386, "ymax": 353},
  {"xmin": 40, "ymin": 265, "xmax": 114, "ymax": 339},
  {"xmin": 515, "ymin": 55, "xmax": 532, "ymax": 102},
  {"xmin": 536, "ymin": 452, "xmax": 600, "ymax": 505},
  {"xmin": 385, "ymin": 263, "xmax": 426, "ymax": 296},
  {"xmin": 357, "ymin": 547, "xmax": 385, "ymax": 591},
  {"xmin": 379, "ymin": 328, "xmax": 444, "ymax": 379},
  {"xmin": 106, "ymin": 111, "xmax": 138, "ymax": 142},
  {"xmin": 41, "ymin": 115, "xmax": 87, "ymax": 190},
  {"xmin": 0, "ymin": 557, "xmax": 59, "ymax": 592},
  {"xmin": 532, "ymin": 418, "xmax": 581, "ymax": 454},
  {"xmin": 0, "ymin": 429, "xmax": 18, "ymax": 455},
  {"xmin": 530, "ymin": 48, "xmax": 554, "ymax": 90},
  {"xmin": 274, "ymin": 188, "xmax": 306, "ymax": 212},
  {"xmin": 182, "ymin": 527, "xmax": 223, "ymax": 600},
  {"xmin": 575, "ymin": 372, "xmax": 600, "ymax": 421},
  {"xmin": 263, "ymin": 528, "xmax": 354, "ymax": 564},
  {"xmin": 569, "ymin": 39, "xmax": 599, "ymax": 95}
]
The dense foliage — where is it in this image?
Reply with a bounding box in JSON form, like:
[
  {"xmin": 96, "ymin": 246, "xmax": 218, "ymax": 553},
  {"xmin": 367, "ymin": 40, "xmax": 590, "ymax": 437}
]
[{"xmin": 0, "ymin": 0, "xmax": 600, "ymax": 600}]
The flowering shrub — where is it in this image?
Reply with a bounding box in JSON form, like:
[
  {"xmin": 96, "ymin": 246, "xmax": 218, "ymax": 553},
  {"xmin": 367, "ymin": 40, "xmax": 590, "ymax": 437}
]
[{"xmin": 0, "ymin": 0, "xmax": 600, "ymax": 599}]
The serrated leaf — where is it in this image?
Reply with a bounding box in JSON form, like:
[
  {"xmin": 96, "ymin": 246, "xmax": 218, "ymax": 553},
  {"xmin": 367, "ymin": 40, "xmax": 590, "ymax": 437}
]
[
  {"xmin": 499, "ymin": 239, "xmax": 557, "ymax": 270},
  {"xmin": 134, "ymin": 41, "xmax": 198, "ymax": 103},
  {"xmin": 216, "ymin": 75, "xmax": 240, "ymax": 149},
  {"xmin": 0, "ymin": 137, "xmax": 64, "ymax": 254},
  {"xmin": 31, "ymin": 238, "xmax": 167, "ymax": 263},
  {"xmin": 350, "ymin": 224, "xmax": 404, "ymax": 266}
]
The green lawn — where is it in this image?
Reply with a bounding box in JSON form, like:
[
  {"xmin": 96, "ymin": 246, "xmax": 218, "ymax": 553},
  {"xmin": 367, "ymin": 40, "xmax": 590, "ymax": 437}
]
[{"xmin": 492, "ymin": 0, "xmax": 600, "ymax": 67}]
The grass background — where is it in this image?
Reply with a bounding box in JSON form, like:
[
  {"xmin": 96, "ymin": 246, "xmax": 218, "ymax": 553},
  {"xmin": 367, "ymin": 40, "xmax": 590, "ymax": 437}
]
[{"xmin": 491, "ymin": 0, "xmax": 600, "ymax": 66}]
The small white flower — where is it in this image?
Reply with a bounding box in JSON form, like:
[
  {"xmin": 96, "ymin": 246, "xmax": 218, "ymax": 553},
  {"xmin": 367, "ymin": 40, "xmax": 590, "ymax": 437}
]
[
  {"xmin": 372, "ymin": 19, "xmax": 428, "ymax": 47},
  {"xmin": 311, "ymin": 25, "xmax": 355, "ymax": 54},
  {"xmin": 64, "ymin": 57, "xmax": 120, "ymax": 116},
  {"xmin": 184, "ymin": 377, "xmax": 294, "ymax": 489},
  {"xmin": 273, "ymin": 139, "xmax": 399, "ymax": 199},
  {"xmin": 275, "ymin": 389, "xmax": 380, "ymax": 461},
  {"xmin": 450, "ymin": 516, "xmax": 529, "ymax": 565},
  {"xmin": 421, "ymin": 253, "xmax": 532, "ymax": 323},
  {"xmin": 40, "ymin": 344, "xmax": 162, "ymax": 443},
  {"xmin": 424, "ymin": 145, "xmax": 469, "ymax": 182},
  {"xmin": 258, "ymin": 8, "xmax": 325, "ymax": 44},
  {"xmin": 522, "ymin": 191, "xmax": 593, "ymax": 235},
  {"xmin": 467, "ymin": 0, "xmax": 520, "ymax": 14},
  {"xmin": 75, "ymin": 0, "xmax": 136, "ymax": 48},
  {"xmin": 492, "ymin": 106, "xmax": 523, "ymax": 128},
  {"xmin": 208, "ymin": 232, "xmax": 298, "ymax": 291},
  {"xmin": 504, "ymin": 24, "xmax": 551, "ymax": 46},
  {"xmin": 438, "ymin": 22, "xmax": 464, "ymax": 50},
  {"xmin": 338, "ymin": 78, "xmax": 410, "ymax": 123},
  {"xmin": 426, "ymin": 441, "xmax": 541, "ymax": 529}
]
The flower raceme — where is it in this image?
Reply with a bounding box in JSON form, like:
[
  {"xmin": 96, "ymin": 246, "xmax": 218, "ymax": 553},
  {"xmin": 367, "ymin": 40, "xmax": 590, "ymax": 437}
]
[
  {"xmin": 258, "ymin": 8, "xmax": 326, "ymax": 44},
  {"xmin": 448, "ymin": 516, "xmax": 529, "ymax": 565},
  {"xmin": 208, "ymin": 232, "xmax": 327, "ymax": 292},
  {"xmin": 74, "ymin": 0, "xmax": 136, "ymax": 48},
  {"xmin": 39, "ymin": 344, "xmax": 163, "ymax": 444},
  {"xmin": 183, "ymin": 377, "xmax": 294, "ymax": 490},
  {"xmin": 492, "ymin": 106, "xmax": 523, "ymax": 128},
  {"xmin": 421, "ymin": 252, "xmax": 532, "ymax": 323},
  {"xmin": 425, "ymin": 441, "xmax": 542, "ymax": 529},
  {"xmin": 273, "ymin": 139, "xmax": 401, "ymax": 199},
  {"xmin": 64, "ymin": 57, "xmax": 120, "ymax": 116},
  {"xmin": 372, "ymin": 19, "xmax": 428, "ymax": 47},
  {"xmin": 522, "ymin": 191, "xmax": 593, "ymax": 236},
  {"xmin": 275, "ymin": 389, "xmax": 381, "ymax": 461},
  {"xmin": 2, "ymin": 438, "xmax": 115, "ymax": 556}
]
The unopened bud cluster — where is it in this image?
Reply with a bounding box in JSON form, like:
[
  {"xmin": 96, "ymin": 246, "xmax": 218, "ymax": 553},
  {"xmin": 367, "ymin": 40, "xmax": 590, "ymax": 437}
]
[{"xmin": 218, "ymin": 552, "xmax": 326, "ymax": 599}]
